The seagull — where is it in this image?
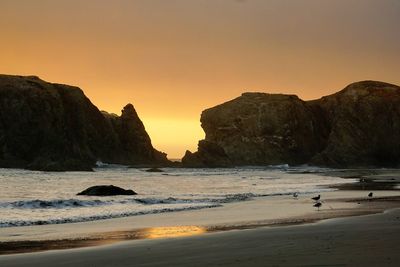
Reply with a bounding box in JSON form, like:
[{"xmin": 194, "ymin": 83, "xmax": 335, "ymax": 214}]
[
  {"xmin": 313, "ymin": 202, "xmax": 322, "ymax": 211},
  {"xmin": 311, "ymin": 194, "xmax": 321, "ymax": 201},
  {"xmin": 368, "ymin": 192, "xmax": 373, "ymax": 198},
  {"xmin": 293, "ymin": 192, "xmax": 299, "ymax": 199}
]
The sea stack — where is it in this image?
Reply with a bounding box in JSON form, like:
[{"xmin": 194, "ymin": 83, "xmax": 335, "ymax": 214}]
[
  {"xmin": 0, "ymin": 74, "xmax": 170, "ymax": 171},
  {"xmin": 182, "ymin": 81, "xmax": 400, "ymax": 168}
]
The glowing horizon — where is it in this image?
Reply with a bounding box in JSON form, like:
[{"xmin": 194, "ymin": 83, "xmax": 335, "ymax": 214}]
[{"xmin": 1, "ymin": 0, "xmax": 399, "ymax": 158}]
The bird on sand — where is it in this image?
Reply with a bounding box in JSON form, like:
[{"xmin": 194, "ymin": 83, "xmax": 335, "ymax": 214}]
[
  {"xmin": 368, "ymin": 192, "xmax": 373, "ymax": 198},
  {"xmin": 313, "ymin": 202, "xmax": 322, "ymax": 211},
  {"xmin": 293, "ymin": 192, "xmax": 299, "ymax": 199},
  {"xmin": 311, "ymin": 194, "xmax": 321, "ymax": 201}
]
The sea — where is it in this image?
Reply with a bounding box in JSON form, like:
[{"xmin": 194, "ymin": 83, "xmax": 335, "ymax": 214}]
[{"xmin": 0, "ymin": 165, "xmax": 353, "ymax": 227}]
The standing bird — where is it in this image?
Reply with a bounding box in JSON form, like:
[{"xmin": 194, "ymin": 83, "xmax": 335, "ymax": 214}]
[
  {"xmin": 311, "ymin": 194, "xmax": 321, "ymax": 201},
  {"xmin": 368, "ymin": 192, "xmax": 373, "ymax": 198},
  {"xmin": 293, "ymin": 192, "xmax": 299, "ymax": 199},
  {"xmin": 360, "ymin": 178, "xmax": 366, "ymax": 190},
  {"xmin": 313, "ymin": 202, "xmax": 322, "ymax": 211}
]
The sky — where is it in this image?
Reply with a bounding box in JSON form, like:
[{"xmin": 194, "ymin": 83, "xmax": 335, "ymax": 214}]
[{"xmin": 1, "ymin": 0, "xmax": 399, "ymax": 158}]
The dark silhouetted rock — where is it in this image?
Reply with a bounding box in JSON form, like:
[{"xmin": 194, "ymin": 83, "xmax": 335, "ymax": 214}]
[
  {"xmin": 182, "ymin": 140, "xmax": 233, "ymax": 167},
  {"xmin": 183, "ymin": 81, "xmax": 400, "ymax": 168},
  {"xmin": 77, "ymin": 185, "xmax": 137, "ymax": 196},
  {"xmin": 310, "ymin": 81, "xmax": 400, "ymax": 167},
  {"xmin": 0, "ymin": 74, "xmax": 170, "ymax": 171},
  {"xmin": 145, "ymin": 167, "xmax": 164, "ymax": 172}
]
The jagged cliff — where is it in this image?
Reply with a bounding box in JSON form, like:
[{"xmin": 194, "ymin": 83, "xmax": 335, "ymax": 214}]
[
  {"xmin": 183, "ymin": 81, "xmax": 400, "ymax": 168},
  {"xmin": 0, "ymin": 74, "xmax": 169, "ymax": 171}
]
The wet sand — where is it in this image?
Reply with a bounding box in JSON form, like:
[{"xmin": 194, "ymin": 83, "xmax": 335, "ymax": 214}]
[{"xmin": 0, "ymin": 207, "xmax": 399, "ymax": 266}]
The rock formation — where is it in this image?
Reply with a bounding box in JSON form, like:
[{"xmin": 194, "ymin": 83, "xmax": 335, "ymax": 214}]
[
  {"xmin": 145, "ymin": 167, "xmax": 164, "ymax": 172},
  {"xmin": 0, "ymin": 74, "xmax": 169, "ymax": 171},
  {"xmin": 77, "ymin": 185, "xmax": 137, "ymax": 196},
  {"xmin": 182, "ymin": 81, "xmax": 400, "ymax": 168},
  {"xmin": 310, "ymin": 81, "xmax": 400, "ymax": 167}
]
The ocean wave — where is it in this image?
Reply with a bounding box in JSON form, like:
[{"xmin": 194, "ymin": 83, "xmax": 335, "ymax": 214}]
[
  {"xmin": 134, "ymin": 197, "xmax": 182, "ymax": 205},
  {"xmin": 0, "ymin": 194, "xmax": 250, "ymax": 210},
  {"xmin": 1, "ymin": 189, "xmax": 333, "ymax": 210},
  {"xmin": 0, "ymin": 188, "xmax": 338, "ymax": 227},
  {"xmin": 132, "ymin": 192, "xmax": 296, "ymax": 205},
  {"xmin": 94, "ymin": 161, "xmax": 128, "ymax": 169},
  {"xmin": 0, "ymin": 194, "xmax": 246, "ymax": 210},
  {"xmin": 0, "ymin": 203, "xmax": 221, "ymax": 227},
  {"xmin": 267, "ymin": 164, "xmax": 289, "ymax": 170},
  {"xmin": 0, "ymin": 199, "xmax": 113, "ymax": 209},
  {"xmin": 159, "ymin": 169, "xmax": 240, "ymax": 177},
  {"xmin": 133, "ymin": 193, "xmax": 257, "ymax": 205}
]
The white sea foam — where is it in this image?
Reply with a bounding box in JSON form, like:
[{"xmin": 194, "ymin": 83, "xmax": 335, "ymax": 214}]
[
  {"xmin": 0, "ymin": 199, "xmax": 110, "ymax": 209},
  {"xmin": 0, "ymin": 203, "xmax": 221, "ymax": 227}
]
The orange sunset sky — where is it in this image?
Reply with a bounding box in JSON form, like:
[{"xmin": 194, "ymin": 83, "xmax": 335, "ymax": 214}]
[{"xmin": 1, "ymin": 0, "xmax": 399, "ymax": 158}]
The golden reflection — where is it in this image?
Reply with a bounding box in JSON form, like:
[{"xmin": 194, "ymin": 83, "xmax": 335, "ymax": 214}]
[{"xmin": 144, "ymin": 226, "xmax": 206, "ymax": 239}]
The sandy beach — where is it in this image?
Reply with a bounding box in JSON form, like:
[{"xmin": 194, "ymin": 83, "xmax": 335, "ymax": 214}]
[
  {"xmin": 0, "ymin": 203, "xmax": 399, "ymax": 266},
  {"xmin": 1, "ymin": 186, "xmax": 400, "ymax": 266}
]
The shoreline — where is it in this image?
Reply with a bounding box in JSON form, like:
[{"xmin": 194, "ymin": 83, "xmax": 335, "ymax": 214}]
[
  {"xmin": 1, "ymin": 190, "xmax": 399, "ymax": 255},
  {"xmin": 1, "ymin": 206, "xmax": 400, "ymax": 267}
]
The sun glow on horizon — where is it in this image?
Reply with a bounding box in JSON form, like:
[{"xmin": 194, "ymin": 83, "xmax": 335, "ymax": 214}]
[{"xmin": 143, "ymin": 118, "xmax": 204, "ymax": 159}]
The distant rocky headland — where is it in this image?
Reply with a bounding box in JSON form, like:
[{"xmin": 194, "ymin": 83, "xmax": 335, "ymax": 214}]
[
  {"xmin": 1, "ymin": 75, "xmax": 399, "ymax": 171},
  {"xmin": 0, "ymin": 75, "xmax": 170, "ymax": 171},
  {"xmin": 183, "ymin": 81, "xmax": 400, "ymax": 168}
]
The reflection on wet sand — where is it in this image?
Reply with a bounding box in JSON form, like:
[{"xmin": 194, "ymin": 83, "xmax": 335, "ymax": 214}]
[
  {"xmin": 0, "ymin": 226, "xmax": 207, "ymax": 255},
  {"xmin": 144, "ymin": 226, "xmax": 206, "ymax": 239}
]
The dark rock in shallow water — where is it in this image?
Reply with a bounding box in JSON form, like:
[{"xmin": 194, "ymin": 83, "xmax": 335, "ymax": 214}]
[
  {"xmin": 145, "ymin": 167, "xmax": 164, "ymax": 172},
  {"xmin": 77, "ymin": 185, "xmax": 137, "ymax": 196},
  {"xmin": 0, "ymin": 74, "xmax": 170, "ymax": 171},
  {"xmin": 183, "ymin": 81, "xmax": 400, "ymax": 168}
]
